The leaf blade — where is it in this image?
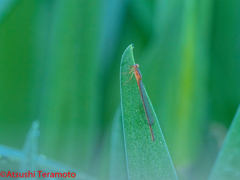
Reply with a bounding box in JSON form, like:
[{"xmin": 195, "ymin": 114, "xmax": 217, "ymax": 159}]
[
  {"xmin": 120, "ymin": 44, "xmax": 178, "ymax": 180},
  {"xmin": 208, "ymin": 105, "xmax": 240, "ymax": 180},
  {"xmin": 109, "ymin": 106, "xmax": 128, "ymax": 180}
]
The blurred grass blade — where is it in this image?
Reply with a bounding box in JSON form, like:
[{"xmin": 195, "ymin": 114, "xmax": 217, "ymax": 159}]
[
  {"xmin": 120, "ymin": 44, "xmax": 178, "ymax": 180},
  {"xmin": 20, "ymin": 121, "xmax": 39, "ymax": 176},
  {"xmin": 208, "ymin": 105, "xmax": 240, "ymax": 180},
  {"xmin": 109, "ymin": 106, "xmax": 127, "ymax": 180},
  {"xmin": 38, "ymin": 0, "xmax": 101, "ymax": 172},
  {"xmin": 0, "ymin": 145, "xmax": 97, "ymax": 180},
  {"xmin": 0, "ymin": 0, "xmax": 18, "ymax": 23}
]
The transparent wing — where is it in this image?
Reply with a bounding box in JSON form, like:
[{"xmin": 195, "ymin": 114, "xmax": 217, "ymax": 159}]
[{"xmin": 138, "ymin": 80, "xmax": 155, "ymax": 126}]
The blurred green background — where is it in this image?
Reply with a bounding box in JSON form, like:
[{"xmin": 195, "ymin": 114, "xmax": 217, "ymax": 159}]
[{"xmin": 0, "ymin": 0, "xmax": 240, "ymax": 180}]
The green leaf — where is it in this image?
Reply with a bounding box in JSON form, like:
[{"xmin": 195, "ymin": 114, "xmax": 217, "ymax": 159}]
[
  {"xmin": 208, "ymin": 105, "xmax": 240, "ymax": 180},
  {"xmin": 120, "ymin": 44, "xmax": 178, "ymax": 180},
  {"xmin": 109, "ymin": 106, "xmax": 127, "ymax": 180}
]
